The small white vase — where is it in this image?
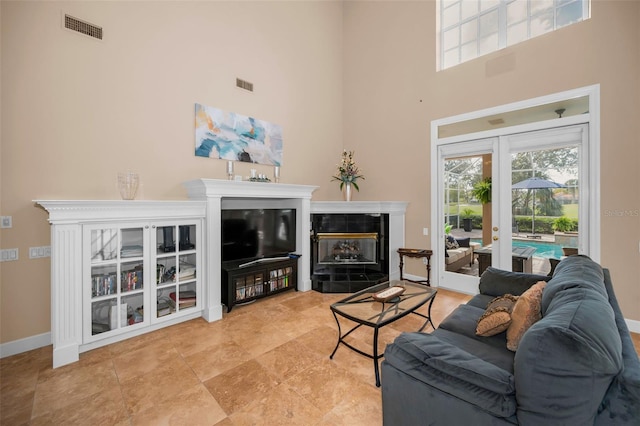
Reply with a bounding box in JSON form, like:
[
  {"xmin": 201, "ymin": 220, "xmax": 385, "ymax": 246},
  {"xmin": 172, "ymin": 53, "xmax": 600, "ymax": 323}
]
[
  {"xmin": 118, "ymin": 172, "xmax": 139, "ymax": 200},
  {"xmin": 343, "ymin": 182, "xmax": 352, "ymax": 202}
]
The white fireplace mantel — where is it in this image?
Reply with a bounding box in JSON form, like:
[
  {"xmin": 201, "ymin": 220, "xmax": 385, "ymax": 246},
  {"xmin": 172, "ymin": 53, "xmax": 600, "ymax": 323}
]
[{"xmin": 184, "ymin": 179, "xmax": 319, "ymax": 322}]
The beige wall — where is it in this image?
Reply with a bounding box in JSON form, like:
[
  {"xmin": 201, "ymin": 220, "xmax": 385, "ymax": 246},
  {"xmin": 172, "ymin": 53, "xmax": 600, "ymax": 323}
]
[
  {"xmin": 1, "ymin": 0, "xmax": 639, "ymax": 346},
  {"xmin": 0, "ymin": 1, "xmax": 344, "ymax": 343},
  {"xmin": 343, "ymin": 0, "xmax": 640, "ymax": 320}
]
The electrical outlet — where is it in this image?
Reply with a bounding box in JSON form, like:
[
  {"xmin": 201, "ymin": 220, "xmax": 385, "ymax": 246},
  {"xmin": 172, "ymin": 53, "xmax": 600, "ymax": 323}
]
[
  {"xmin": 29, "ymin": 246, "xmax": 51, "ymax": 259},
  {"xmin": 1, "ymin": 216, "xmax": 12, "ymax": 228},
  {"xmin": 0, "ymin": 248, "xmax": 19, "ymax": 262},
  {"xmin": 423, "ymin": 227, "xmax": 429, "ymax": 236}
]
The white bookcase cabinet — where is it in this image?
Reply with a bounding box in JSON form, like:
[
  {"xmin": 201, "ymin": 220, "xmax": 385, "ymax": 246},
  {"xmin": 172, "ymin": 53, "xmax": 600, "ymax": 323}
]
[{"xmin": 35, "ymin": 200, "xmax": 206, "ymax": 368}]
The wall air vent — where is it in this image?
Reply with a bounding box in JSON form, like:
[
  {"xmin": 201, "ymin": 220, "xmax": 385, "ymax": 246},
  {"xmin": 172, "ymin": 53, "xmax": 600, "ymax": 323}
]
[
  {"xmin": 236, "ymin": 78, "xmax": 254, "ymax": 92},
  {"xmin": 64, "ymin": 14, "xmax": 103, "ymax": 40}
]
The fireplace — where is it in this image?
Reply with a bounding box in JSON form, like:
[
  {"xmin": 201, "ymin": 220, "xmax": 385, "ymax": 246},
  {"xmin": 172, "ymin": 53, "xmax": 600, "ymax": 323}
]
[
  {"xmin": 311, "ymin": 213, "xmax": 389, "ymax": 293},
  {"xmin": 316, "ymin": 232, "xmax": 378, "ymax": 264}
]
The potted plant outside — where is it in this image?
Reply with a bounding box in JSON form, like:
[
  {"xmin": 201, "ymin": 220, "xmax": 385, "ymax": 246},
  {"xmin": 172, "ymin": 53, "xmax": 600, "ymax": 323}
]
[{"xmin": 461, "ymin": 208, "xmax": 475, "ymax": 232}]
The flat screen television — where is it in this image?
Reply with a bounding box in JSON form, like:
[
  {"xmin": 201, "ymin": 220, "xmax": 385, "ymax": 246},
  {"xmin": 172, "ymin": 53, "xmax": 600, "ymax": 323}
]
[{"xmin": 221, "ymin": 208, "xmax": 296, "ymax": 262}]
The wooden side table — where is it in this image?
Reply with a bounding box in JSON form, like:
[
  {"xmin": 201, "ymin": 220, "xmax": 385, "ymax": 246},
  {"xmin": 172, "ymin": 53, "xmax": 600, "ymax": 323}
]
[{"xmin": 398, "ymin": 248, "xmax": 433, "ymax": 286}]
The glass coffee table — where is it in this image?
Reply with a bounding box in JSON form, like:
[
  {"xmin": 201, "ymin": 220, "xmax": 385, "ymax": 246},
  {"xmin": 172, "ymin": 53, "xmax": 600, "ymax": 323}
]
[{"xmin": 329, "ymin": 280, "xmax": 437, "ymax": 387}]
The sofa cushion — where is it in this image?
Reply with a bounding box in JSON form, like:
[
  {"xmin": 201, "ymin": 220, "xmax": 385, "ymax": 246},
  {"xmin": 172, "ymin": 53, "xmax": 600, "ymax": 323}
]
[
  {"xmin": 514, "ymin": 256, "xmax": 623, "ymax": 425},
  {"xmin": 541, "ymin": 254, "xmax": 607, "ymax": 315},
  {"xmin": 466, "ymin": 293, "xmax": 495, "ymax": 310},
  {"xmin": 479, "ymin": 267, "xmax": 550, "ymax": 298},
  {"xmin": 456, "ymin": 237, "xmax": 471, "ymax": 247},
  {"xmin": 446, "ymin": 248, "xmax": 467, "ymax": 264},
  {"xmin": 506, "ymin": 281, "xmax": 546, "ymax": 351},
  {"xmin": 385, "ymin": 332, "xmax": 517, "ymax": 418},
  {"xmin": 446, "ymin": 235, "xmax": 459, "ymax": 249},
  {"xmin": 437, "ymin": 305, "xmax": 515, "ymax": 372},
  {"xmin": 476, "ymin": 295, "xmax": 518, "ymax": 337}
]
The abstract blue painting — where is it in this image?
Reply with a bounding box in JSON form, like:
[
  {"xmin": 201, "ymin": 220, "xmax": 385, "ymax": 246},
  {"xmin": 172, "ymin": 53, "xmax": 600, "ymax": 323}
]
[{"xmin": 195, "ymin": 103, "xmax": 283, "ymax": 166}]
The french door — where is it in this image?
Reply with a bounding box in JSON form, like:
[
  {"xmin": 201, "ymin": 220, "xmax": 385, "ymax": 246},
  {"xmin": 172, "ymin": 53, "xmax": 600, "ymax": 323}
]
[{"xmin": 433, "ymin": 124, "xmax": 590, "ymax": 294}]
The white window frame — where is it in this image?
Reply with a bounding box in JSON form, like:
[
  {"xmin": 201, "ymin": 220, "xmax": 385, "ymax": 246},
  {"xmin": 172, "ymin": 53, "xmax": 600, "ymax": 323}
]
[{"xmin": 437, "ymin": 0, "xmax": 591, "ymax": 70}]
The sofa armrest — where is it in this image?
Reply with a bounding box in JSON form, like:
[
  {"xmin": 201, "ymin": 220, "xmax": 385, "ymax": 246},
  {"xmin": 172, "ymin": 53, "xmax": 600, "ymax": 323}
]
[{"xmin": 384, "ymin": 332, "xmax": 516, "ymax": 418}]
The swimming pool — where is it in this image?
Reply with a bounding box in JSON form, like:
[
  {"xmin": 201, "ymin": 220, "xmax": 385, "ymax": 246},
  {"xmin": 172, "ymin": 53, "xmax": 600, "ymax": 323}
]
[{"xmin": 472, "ymin": 239, "xmax": 563, "ymax": 259}]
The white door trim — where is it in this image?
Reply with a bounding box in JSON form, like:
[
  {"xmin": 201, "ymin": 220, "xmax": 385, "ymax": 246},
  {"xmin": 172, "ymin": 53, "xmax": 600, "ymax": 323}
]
[{"xmin": 430, "ymin": 85, "xmax": 600, "ymax": 292}]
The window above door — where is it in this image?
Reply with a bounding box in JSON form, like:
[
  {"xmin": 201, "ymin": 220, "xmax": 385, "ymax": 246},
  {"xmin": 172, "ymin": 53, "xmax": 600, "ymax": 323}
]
[{"xmin": 437, "ymin": 0, "xmax": 591, "ymax": 70}]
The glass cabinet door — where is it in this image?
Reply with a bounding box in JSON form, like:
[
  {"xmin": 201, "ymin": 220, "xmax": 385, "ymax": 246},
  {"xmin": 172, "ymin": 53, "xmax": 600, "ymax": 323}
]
[
  {"xmin": 87, "ymin": 225, "xmax": 146, "ymax": 338},
  {"xmin": 155, "ymin": 223, "xmax": 198, "ymax": 319}
]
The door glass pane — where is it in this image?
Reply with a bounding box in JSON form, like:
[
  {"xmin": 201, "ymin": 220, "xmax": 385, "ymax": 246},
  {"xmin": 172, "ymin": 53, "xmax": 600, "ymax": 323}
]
[
  {"xmin": 444, "ymin": 155, "xmax": 489, "ymax": 277},
  {"xmin": 511, "ymin": 147, "xmax": 579, "ymax": 276},
  {"xmin": 91, "ymin": 228, "xmax": 117, "ymax": 261},
  {"xmin": 121, "ymin": 228, "xmax": 143, "ymax": 258}
]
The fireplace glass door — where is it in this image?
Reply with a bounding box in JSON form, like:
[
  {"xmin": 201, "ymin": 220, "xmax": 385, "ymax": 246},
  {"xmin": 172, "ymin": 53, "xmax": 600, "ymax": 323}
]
[{"xmin": 316, "ymin": 233, "xmax": 378, "ymax": 265}]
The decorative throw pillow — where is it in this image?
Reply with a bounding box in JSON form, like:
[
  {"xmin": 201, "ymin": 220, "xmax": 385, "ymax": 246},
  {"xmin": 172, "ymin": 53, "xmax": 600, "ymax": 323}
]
[
  {"xmin": 445, "ymin": 235, "xmax": 459, "ymax": 250},
  {"xmin": 476, "ymin": 294, "xmax": 519, "ymax": 337},
  {"xmin": 506, "ymin": 281, "xmax": 547, "ymax": 351},
  {"xmin": 456, "ymin": 237, "xmax": 471, "ymax": 248}
]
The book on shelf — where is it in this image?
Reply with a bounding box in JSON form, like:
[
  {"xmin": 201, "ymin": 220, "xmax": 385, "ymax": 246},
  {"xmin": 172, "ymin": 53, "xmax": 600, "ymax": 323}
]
[
  {"xmin": 157, "ymin": 301, "xmax": 172, "ymax": 317},
  {"xmin": 92, "ymin": 274, "xmax": 117, "ymax": 297},
  {"xmin": 169, "ymin": 291, "xmax": 196, "ymax": 309},
  {"xmin": 121, "ymin": 245, "xmax": 144, "ymax": 257},
  {"xmin": 178, "ymin": 264, "xmax": 196, "ymax": 280},
  {"xmin": 169, "ymin": 291, "xmax": 196, "ymax": 302}
]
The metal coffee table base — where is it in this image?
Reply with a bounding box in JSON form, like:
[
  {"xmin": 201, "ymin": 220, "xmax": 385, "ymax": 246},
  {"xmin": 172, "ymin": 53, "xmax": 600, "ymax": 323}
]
[{"xmin": 329, "ymin": 297, "xmax": 436, "ymax": 387}]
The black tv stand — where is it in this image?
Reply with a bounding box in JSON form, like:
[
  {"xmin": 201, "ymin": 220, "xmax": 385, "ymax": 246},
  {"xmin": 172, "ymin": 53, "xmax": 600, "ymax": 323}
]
[{"xmin": 221, "ymin": 257, "xmax": 297, "ymax": 312}]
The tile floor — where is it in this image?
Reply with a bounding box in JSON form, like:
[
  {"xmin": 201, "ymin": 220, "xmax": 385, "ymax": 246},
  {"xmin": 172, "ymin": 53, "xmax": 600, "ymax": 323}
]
[{"xmin": 1, "ymin": 288, "xmax": 639, "ymax": 425}]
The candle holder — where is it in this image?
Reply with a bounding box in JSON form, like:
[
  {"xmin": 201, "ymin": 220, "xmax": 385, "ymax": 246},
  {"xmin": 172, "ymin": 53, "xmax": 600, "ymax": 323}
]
[
  {"xmin": 227, "ymin": 161, "xmax": 234, "ymax": 180},
  {"xmin": 274, "ymin": 166, "xmax": 280, "ymax": 183}
]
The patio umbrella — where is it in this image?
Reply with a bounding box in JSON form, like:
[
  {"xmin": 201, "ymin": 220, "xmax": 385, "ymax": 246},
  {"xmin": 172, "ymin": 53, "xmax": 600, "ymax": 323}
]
[{"xmin": 512, "ymin": 177, "xmax": 564, "ymax": 236}]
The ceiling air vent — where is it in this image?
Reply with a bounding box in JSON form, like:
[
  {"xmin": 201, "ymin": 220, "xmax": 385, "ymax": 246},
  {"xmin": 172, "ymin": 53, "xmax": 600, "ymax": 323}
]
[
  {"xmin": 64, "ymin": 14, "xmax": 103, "ymax": 40},
  {"xmin": 236, "ymin": 78, "xmax": 254, "ymax": 92}
]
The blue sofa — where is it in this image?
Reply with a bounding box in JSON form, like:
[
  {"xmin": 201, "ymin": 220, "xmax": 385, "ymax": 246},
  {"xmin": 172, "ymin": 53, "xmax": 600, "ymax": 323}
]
[{"xmin": 381, "ymin": 255, "xmax": 640, "ymax": 425}]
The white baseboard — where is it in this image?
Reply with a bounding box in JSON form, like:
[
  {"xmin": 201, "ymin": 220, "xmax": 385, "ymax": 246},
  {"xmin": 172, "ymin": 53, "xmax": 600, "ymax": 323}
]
[
  {"xmin": 0, "ymin": 332, "xmax": 51, "ymax": 358},
  {"xmin": 626, "ymin": 319, "xmax": 640, "ymax": 334}
]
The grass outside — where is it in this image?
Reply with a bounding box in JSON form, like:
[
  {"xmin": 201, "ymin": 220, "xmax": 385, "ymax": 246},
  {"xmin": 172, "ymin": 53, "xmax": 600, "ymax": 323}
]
[{"xmin": 446, "ymin": 203, "xmax": 579, "ymax": 220}]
